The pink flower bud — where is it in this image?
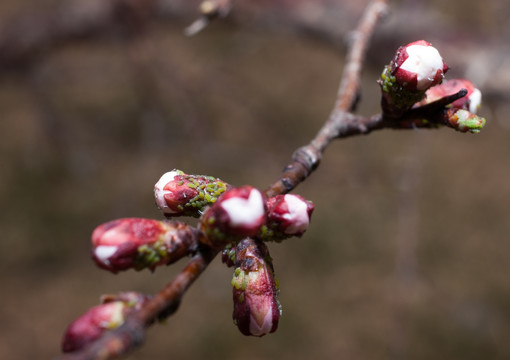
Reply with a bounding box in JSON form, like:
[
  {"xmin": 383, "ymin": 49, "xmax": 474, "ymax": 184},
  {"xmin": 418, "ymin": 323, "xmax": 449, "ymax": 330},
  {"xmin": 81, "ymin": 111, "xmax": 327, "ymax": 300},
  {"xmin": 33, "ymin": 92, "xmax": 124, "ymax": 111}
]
[
  {"xmin": 91, "ymin": 218, "xmax": 196, "ymax": 273},
  {"xmin": 261, "ymin": 194, "xmax": 314, "ymax": 241},
  {"xmin": 391, "ymin": 40, "xmax": 448, "ymax": 92},
  {"xmin": 232, "ymin": 239, "xmax": 281, "ymax": 337},
  {"xmin": 424, "ymin": 79, "xmax": 482, "ymax": 114},
  {"xmin": 200, "ymin": 186, "xmax": 266, "ymax": 248},
  {"xmin": 61, "ymin": 292, "xmax": 148, "ymax": 353},
  {"xmin": 154, "ymin": 170, "xmax": 231, "ymax": 217}
]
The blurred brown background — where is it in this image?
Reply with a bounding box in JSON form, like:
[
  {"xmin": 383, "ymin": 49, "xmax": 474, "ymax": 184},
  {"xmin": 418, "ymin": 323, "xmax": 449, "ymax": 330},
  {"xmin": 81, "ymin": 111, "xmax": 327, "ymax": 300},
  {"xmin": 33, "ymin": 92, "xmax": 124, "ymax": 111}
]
[{"xmin": 1, "ymin": 0, "xmax": 510, "ymax": 359}]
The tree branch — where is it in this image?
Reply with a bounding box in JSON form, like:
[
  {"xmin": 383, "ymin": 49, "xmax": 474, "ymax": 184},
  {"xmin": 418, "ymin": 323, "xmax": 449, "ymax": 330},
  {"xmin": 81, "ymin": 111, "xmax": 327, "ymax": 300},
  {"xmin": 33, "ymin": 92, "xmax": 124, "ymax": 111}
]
[
  {"xmin": 55, "ymin": 246, "xmax": 218, "ymax": 360},
  {"xmin": 264, "ymin": 0, "xmax": 388, "ymax": 197},
  {"xmin": 55, "ymin": 1, "xmax": 482, "ymax": 358},
  {"xmin": 56, "ymin": 2, "xmax": 389, "ymax": 359}
]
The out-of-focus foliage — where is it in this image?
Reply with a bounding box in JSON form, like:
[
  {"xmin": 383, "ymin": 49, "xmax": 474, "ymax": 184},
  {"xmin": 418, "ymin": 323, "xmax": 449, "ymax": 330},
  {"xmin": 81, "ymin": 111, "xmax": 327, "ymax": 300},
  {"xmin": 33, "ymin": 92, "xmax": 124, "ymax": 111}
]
[{"xmin": 1, "ymin": 0, "xmax": 510, "ymax": 359}]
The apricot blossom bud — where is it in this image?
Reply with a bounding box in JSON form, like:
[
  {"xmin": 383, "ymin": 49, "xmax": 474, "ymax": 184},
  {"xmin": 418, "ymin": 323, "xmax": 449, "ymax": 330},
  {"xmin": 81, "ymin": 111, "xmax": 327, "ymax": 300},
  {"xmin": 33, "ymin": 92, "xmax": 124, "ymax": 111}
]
[
  {"xmin": 91, "ymin": 218, "xmax": 196, "ymax": 273},
  {"xmin": 424, "ymin": 79, "xmax": 482, "ymax": 114},
  {"xmin": 380, "ymin": 40, "xmax": 448, "ymax": 114},
  {"xmin": 61, "ymin": 292, "xmax": 148, "ymax": 353},
  {"xmin": 232, "ymin": 238, "xmax": 281, "ymax": 337},
  {"xmin": 391, "ymin": 40, "xmax": 448, "ymax": 91},
  {"xmin": 260, "ymin": 194, "xmax": 314, "ymax": 241},
  {"xmin": 154, "ymin": 169, "xmax": 231, "ymax": 217},
  {"xmin": 200, "ymin": 186, "xmax": 266, "ymax": 248}
]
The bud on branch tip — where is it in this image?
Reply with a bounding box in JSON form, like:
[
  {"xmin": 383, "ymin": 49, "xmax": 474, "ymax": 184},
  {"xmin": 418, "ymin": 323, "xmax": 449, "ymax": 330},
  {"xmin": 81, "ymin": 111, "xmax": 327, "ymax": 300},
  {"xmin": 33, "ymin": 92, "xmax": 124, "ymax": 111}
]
[{"xmin": 62, "ymin": 292, "xmax": 149, "ymax": 353}]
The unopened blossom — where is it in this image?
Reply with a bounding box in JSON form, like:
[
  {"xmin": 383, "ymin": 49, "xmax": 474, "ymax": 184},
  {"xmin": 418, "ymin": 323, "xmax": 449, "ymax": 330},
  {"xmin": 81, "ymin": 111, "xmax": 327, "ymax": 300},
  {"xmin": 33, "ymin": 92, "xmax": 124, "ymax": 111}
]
[
  {"xmin": 380, "ymin": 40, "xmax": 448, "ymax": 116},
  {"xmin": 61, "ymin": 292, "xmax": 148, "ymax": 353},
  {"xmin": 200, "ymin": 186, "xmax": 266, "ymax": 248},
  {"xmin": 390, "ymin": 40, "xmax": 448, "ymax": 92},
  {"xmin": 154, "ymin": 169, "xmax": 231, "ymax": 217},
  {"xmin": 260, "ymin": 194, "xmax": 314, "ymax": 241},
  {"xmin": 232, "ymin": 238, "xmax": 281, "ymax": 337},
  {"xmin": 91, "ymin": 218, "xmax": 196, "ymax": 273},
  {"xmin": 424, "ymin": 79, "xmax": 482, "ymax": 114}
]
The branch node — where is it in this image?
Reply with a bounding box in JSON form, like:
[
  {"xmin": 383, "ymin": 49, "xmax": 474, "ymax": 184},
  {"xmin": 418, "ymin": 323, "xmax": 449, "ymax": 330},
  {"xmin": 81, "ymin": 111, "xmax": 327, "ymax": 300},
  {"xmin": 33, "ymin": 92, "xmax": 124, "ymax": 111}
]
[{"xmin": 292, "ymin": 145, "xmax": 321, "ymax": 172}]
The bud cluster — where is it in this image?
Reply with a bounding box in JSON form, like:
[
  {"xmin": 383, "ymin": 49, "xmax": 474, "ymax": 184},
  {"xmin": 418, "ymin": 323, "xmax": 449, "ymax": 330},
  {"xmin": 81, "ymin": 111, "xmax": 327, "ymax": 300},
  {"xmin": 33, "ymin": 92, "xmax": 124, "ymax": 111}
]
[
  {"xmin": 380, "ymin": 40, "xmax": 486, "ymax": 133},
  {"xmin": 79, "ymin": 169, "xmax": 314, "ymax": 348},
  {"xmin": 61, "ymin": 292, "xmax": 149, "ymax": 353}
]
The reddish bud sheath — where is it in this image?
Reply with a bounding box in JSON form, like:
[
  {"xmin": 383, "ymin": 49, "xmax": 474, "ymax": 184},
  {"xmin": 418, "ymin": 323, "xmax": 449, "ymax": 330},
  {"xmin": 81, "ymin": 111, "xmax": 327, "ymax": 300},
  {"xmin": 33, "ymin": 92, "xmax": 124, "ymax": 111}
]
[{"xmin": 424, "ymin": 79, "xmax": 482, "ymax": 114}]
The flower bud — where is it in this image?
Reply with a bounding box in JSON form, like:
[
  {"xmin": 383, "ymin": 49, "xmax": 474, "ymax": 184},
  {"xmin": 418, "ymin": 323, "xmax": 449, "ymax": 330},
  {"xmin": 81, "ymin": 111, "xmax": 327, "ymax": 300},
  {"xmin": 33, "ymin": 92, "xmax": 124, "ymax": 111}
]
[
  {"xmin": 446, "ymin": 108, "xmax": 486, "ymax": 134},
  {"xmin": 260, "ymin": 194, "xmax": 314, "ymax": 241},
  {"xmin": 200, "ymin": 186, "xmax": 266, "ymax": 248},
  {"xmin": 424, "ymin": 79, "xmax": 482, "ymax": 114},
  {"xmin": 380, "ymin": 40, "xmax": 448, "ymax": 115},
  {"xmin": 232, "ymin": 238, "xmax": 281, "ymax": 337},
  {"xmin": 91, "ymin": 218, "xmax": 196, "ymax": 273},
  {"xmin": 390, "ymin": 40, "xmax": 448, "ymax": 92},
  {"xmin": 61, "ymin": 292, "xmax": 148, "ymax": 353},
  {"xmin": 154, "ymin": 169, "xmax": 231, "ymax": 217}
]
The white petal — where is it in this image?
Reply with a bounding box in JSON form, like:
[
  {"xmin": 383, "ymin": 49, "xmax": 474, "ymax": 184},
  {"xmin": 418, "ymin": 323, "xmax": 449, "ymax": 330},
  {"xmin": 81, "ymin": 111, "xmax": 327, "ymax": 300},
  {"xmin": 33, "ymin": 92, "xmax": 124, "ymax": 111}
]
[
  {"xmin": 249, "ymin": 305, "xmax": 273, "ymax": 337},
  {"xmin": 282, "ymin": 194, "xmax": 310, "ymax": 234},
  {"xmin": 400, "ymin": 44, "xmax": 444, "ymax": 90},
  {"xmin": 94, "ymin": 245, "xmax": 118, "ymax": 265},
  {"xmin": 468, "ymin": 88, "xmax": 482, "ymax": 114},
  {"xmin": 221, "ymin": 190, "xmax": 265, "ymax": 227},
  {"xmin": 154, "ymin": 170, "xmax": 181, "ymax": 213}
]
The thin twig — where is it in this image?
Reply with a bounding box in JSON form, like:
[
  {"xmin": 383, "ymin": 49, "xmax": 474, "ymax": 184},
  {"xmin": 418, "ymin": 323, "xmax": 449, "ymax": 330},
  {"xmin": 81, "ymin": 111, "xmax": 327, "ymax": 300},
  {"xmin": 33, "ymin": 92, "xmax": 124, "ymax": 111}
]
[
  {"xmin": 55, "ymin": 247, "xmax": 218, "ymax": 360},
  {"xmin": 264, "ymin": 0, "xmax": 388, "ymax": 197}
]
